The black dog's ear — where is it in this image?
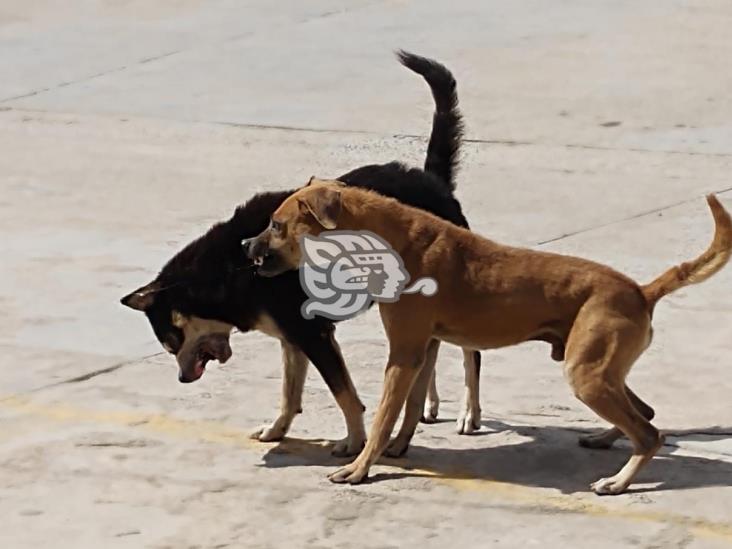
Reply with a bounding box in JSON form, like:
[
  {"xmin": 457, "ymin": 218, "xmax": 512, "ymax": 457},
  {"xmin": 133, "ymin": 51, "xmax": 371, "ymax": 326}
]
[
  {"xmin": 299, "ymin": 186, "xmax": 342, "ymax": 230},
  {"xmin": 120, "ymin": 282, "xmax": 160, "ymax": 311}
]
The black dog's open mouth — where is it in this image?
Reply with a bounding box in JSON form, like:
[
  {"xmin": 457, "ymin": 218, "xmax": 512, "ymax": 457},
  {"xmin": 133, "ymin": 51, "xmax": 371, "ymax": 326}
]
[
  {"xmin": 180, "ymin": 335, "xmax": 232, "ymax": 383},
  {"xmin": 255, "ymin": 255, "xmax": 288, "ymax": 278},
  {"xmin": 194, "ymin": 348, "xmax": 216, "ymax": 374}
]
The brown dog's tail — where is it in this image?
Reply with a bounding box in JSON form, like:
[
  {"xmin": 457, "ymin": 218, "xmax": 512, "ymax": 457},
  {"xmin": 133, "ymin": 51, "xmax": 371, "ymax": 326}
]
[{"xmin": 642, "ymin": 194, "xmax": 732, "ymax": 309}]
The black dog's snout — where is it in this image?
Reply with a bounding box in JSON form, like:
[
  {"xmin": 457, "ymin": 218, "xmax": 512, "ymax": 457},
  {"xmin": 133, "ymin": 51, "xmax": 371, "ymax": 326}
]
[
  {"xmin": 178, "ymin": 371, "xmax": 194, "ymax": 384},
  {"xmin": 245, "ymin": 236, "xmax": 269, "ymax": 265},
  {"xmin": 242, "ymin": 237, "xmax": 265, "ymax": 262}
]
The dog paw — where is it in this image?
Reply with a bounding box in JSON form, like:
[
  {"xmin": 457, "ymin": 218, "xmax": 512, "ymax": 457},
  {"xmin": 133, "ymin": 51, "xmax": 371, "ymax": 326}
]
[
  {"xmin": 328, "ymin": 462, "xmax": 369, "ymax": 484},
  {"xmin": 250, "ymin": 423, "xmax": 287, "ymax": 442},
  {"xmin": 456, "ymin": 408, "xmax": 481, "ymax": 435},
  {"xmin": 578, "ymin": 431, "xmax": 616, "ymax": 450},
  {"xmin": 331, "ymin": 435, "xmax": 365, "ymax": 457},
  {"xmin": 590, "ymin": 475, "xmax": 629, "ymax": 495},
  {"xmin": 384, "ymin": 437, "xmax": 410, "ymax": 458},
  {"xmin": 421, "ymin": 402, "xmax": 439, "ymax": 424}
]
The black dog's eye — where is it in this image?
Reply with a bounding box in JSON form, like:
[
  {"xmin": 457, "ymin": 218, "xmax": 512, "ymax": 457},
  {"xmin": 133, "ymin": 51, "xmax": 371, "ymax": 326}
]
[{"xmin": 164, "ymin": 332, "xmax": 182, "ymax": 355}]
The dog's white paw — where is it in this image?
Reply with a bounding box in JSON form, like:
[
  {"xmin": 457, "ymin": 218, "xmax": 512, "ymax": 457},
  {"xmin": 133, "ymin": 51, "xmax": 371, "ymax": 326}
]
[
  {"xmin": 328, "ymin": 462, "xmax": 369, "ymax": 484},
  {"xmin": 590, "ymin": 475, "xmax": 629, "ymax": 495},
  {"xmin": 421, "ymin": 400, "xmax": 439, "ymax": 424},
  {"xmin": 250, "ymin": 419, "xmax": 289, "ymax": 442},
  {"xmin": 456, "ymin": 407, "xmax": 481, "ymax": 435}
]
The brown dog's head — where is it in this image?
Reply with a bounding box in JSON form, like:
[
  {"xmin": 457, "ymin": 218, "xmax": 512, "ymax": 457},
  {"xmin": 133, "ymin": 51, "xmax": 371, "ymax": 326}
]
[{"xmin": 245, "ymin": 178, "xmax": 343, "ymax": 277}]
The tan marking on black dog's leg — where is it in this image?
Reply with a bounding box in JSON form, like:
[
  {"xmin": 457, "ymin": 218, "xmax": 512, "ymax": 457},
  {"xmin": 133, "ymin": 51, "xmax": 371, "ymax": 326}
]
[
  {"xmin": 456, "ymin": 349, "xmax": 481, "ymax": 434},
  {"xmin": 579, "ymin": 386, "xmax": 655, "ymax": 449},
  {"xmin": 329, "ymin": 345, "xmax": 426, "ymax": 484},
  {"xmin": 386, "ymin": 339, "xmax": 440, "ymax": 457},
  {"xmin": 328, "ymin": 333, "xmax": 366, "ymax": 457},
  {"xmin": 332, "ymin": 387, "xmax": 367, "ymax": 457},
  {"xmin": 251, "ymin": 341, "xmax": 308, "ymax": 442},
  {"xmin": 422, "ymin": 368, "xmax": 439, "ymax": 423}
]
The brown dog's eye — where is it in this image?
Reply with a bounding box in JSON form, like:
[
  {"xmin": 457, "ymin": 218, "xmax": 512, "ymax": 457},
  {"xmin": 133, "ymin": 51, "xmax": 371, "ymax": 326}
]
[{"xmin": 271, "ymin": 219, "xmax": 286, "ymax": 238}]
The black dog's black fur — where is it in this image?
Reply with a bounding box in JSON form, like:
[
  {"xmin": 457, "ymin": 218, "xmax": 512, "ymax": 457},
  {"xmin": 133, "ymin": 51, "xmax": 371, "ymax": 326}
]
[{"xmin": 123, "ymin": 51, "xmax": 478, "ymax": 425}]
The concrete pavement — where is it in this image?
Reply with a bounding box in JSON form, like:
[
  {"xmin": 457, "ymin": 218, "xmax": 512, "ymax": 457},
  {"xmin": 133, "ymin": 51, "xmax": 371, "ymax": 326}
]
[{"xmin": 1, "ymin": 1, "xmax": 731, "ymax": 547}]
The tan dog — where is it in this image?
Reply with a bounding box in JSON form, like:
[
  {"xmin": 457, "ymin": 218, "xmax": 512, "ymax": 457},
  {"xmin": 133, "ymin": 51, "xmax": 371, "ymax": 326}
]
[{"xmin": 247, "ymin": 178, "xmax": 732, "ymax": 494}]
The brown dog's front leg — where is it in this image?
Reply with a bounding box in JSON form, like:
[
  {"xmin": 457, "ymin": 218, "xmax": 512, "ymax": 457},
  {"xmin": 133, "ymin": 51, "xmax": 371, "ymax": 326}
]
[
  {"xmin": 385, "ymin": 339, "xmax": 440, "ymax": 457},
  {"xmin": 328, "ymin": 347, "xmax": 426, "ymax": 484}
]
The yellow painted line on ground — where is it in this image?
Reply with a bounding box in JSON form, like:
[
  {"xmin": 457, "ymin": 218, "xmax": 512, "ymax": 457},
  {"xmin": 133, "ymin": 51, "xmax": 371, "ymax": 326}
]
[
  {"xmin": 2, "ymin": 395, "xmax": 732, "ymax": 543},
  {"xmin": 440, "ymin": 476, "xmax": 732, "ymax": 542},
  {"xmin": 0, "ymin": 395, "xmax": 260, "ymax": 450}
]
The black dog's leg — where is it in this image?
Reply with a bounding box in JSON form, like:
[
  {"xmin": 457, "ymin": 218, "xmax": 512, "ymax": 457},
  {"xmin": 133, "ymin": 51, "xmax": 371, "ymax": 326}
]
[
  {"xmin": 250, "ymin": 339, "xmax": 309, "ymax": 442},
  {"xmin": 284, "ymin": 321, "xmax": 366, "ymax": 457},
  {"xmin": 456, "ymin": 349, "xmax": 482, "ymax": 434}
]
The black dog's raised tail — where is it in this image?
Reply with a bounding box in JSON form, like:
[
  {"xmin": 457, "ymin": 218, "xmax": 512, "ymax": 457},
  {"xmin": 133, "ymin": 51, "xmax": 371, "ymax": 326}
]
[{"xmin": 397, "ymin": 50, "xmax": 464, "ymax": 190}]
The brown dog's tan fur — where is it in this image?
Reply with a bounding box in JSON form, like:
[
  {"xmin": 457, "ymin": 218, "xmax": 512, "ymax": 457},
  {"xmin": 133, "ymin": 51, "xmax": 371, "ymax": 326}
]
[{"xmin": 253, "ymin": 178, "xmax": 732, "ymax": 494}]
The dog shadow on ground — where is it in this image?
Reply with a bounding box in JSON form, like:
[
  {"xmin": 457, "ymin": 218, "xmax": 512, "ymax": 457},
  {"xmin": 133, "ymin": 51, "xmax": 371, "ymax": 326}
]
[{"xmin": 260, "ymin": 420, "xmax": 732, "ymax": 494}]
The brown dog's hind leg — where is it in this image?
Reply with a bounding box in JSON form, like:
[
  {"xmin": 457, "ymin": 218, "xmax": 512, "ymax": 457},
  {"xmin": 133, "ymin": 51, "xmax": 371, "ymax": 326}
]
[
  {"xmin": 385, "ymin": 339, "xmax": 440, "ymax": 457},
  {"xmin": 578, "ymin": 386, "xmax": 656, "ymax": 449},
  {"xmin": 565, "ymin": 314, "xmax": 663, "ymax": 495}
]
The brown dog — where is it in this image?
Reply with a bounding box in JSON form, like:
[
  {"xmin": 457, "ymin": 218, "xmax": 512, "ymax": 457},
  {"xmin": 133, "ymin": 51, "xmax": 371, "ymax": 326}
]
[{"xmin": 248, "ymin": 178, "xmax": 732, "ymax": 494}]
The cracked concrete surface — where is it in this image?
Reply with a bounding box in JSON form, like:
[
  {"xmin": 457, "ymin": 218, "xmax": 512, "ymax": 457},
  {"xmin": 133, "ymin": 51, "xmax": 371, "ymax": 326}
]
[{"xmin": 1, "ymin": 1, "xmax": 731, "ymax": 548}]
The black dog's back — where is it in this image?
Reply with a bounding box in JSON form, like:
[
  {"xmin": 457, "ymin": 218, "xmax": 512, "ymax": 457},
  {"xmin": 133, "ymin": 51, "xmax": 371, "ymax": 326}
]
[
  {"xmin": 160, "ymin": 51, "xmax": 468, "ymax": 292},
  {"xmin": 338, "ymin": 162, "xmax": 469, "ymax": 229},
  {"xmin": 153, "ymin": 50, "xmax": 467, "ymax": 328}
]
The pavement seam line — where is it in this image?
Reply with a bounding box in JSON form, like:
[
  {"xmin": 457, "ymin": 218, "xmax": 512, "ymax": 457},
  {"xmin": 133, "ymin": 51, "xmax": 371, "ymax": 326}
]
[
  {"xmin": 0, "ymin": 351, "xmax": 166, "ymax": 404},
  {"xmin": 0, "ymin": 50, "xmax": 182, "ymax": 104},
  {"xmin": 536, "ymin": 186, "xmax": 732, "ymax": 246},
  {"xmin": 0, "ymin": 1, "xmax": 387, "ymax": 105},
  {"xmin": 1, "ymin": 106, "xmax": 731, "ymax": 159},
  {"xmin": 1, "ymin": 329, "xmax": 248, "ymax": 400}
]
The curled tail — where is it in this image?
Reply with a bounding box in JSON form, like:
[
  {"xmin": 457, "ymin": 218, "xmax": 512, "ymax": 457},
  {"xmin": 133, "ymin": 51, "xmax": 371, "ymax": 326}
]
[
  {"xmin": 396, "ymin": 50, "xmax": 463, "ymax": 190},
  {"xmin": 642, "ymin": 194, "xmax": 732, "ymax": 309}
]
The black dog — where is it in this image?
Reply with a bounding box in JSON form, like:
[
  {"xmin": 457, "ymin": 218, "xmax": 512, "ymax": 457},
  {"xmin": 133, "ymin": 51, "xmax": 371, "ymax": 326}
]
[{"xmin": 121, "ymin": 52, "xmax": 481, "ymax": 456}]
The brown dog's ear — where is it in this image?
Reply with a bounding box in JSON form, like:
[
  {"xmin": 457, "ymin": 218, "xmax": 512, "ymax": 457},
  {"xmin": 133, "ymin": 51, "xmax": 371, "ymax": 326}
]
[
  {"xmin": 120, "ymin": 282, "xmax": 160, "ymax": 311},
  {"xmin": 299, "ymin": 187, "xmax": 342, "ymax": 230},
  {"xmin": 307, "ymin": 177, "xmax": 344, "ymax": 188}
]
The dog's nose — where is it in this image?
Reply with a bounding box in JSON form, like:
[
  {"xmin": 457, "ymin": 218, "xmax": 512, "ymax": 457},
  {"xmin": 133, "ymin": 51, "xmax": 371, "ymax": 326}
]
[{"xmin": 178, "ymin": 370, "xmax": 194, "ymax": 384}]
